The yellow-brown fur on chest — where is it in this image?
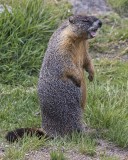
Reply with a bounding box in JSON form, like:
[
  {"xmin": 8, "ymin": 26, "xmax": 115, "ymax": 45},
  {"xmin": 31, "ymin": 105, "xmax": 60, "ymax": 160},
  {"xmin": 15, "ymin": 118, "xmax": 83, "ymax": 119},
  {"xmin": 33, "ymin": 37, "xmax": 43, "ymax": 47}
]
[
  {"xmin": 60, "ymin": 28, "xmax": 88, "ymax": 109},
  {"xmin": 71, "ymin": 39, "xmax": 87, "ymax": 109}
]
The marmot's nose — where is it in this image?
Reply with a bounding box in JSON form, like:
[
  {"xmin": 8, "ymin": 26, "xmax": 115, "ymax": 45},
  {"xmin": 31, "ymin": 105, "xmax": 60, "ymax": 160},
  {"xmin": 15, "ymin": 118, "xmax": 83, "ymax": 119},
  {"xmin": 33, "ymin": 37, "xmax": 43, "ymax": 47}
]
[{"xmin": 98, "ymin": 20, "xmax": 102, "ymax": 28}]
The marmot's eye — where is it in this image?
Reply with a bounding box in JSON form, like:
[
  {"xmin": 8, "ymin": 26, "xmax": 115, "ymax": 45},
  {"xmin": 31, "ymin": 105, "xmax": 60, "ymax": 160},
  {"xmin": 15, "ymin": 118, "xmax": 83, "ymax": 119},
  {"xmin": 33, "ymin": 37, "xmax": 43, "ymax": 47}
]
[
  {"xmin": 69, "ymin": 16, "xmax": 75, "ymax": 24},
  {"xmin": 82, "ymin": 19, "xmax": 89, "ymax": 22}
]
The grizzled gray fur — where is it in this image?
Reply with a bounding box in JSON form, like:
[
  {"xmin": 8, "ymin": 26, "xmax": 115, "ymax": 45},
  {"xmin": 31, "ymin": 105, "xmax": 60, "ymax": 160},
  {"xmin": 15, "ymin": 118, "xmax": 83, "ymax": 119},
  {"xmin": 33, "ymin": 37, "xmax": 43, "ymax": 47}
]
[
  {"xmin": 38, "ymin": 15, "xmax": 102, "ymax": 137},
  {"xmin": 38, "ymin": 26, "xmax": 83, "ymax": 136},
  {"xmin": 5, "ymin": 15, "xmax": 102, "ymax": 142}
]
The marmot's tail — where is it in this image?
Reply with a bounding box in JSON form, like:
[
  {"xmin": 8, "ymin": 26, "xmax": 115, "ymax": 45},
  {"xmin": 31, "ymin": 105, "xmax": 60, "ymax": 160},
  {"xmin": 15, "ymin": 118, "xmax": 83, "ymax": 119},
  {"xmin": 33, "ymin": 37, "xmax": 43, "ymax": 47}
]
[{"xmin": 5, "ymin": 128, "xmax": 49, "ymax": 142}]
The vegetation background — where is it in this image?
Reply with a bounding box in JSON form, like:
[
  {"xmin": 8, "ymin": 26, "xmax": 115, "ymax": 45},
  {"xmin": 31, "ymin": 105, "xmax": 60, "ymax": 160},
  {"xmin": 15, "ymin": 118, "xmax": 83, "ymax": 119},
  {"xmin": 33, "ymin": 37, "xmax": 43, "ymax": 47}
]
[{"xmin": 0, "ymin": 0, "xmax": 128, "ymax": 159}]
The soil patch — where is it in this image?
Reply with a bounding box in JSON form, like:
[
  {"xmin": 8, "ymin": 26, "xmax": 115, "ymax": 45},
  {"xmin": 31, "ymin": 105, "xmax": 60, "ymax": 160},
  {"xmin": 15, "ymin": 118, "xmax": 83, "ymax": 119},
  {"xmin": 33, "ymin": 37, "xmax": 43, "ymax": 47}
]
[{"xmin": 25, "ymin": 139, "xmax": 128, "ymax": 160}]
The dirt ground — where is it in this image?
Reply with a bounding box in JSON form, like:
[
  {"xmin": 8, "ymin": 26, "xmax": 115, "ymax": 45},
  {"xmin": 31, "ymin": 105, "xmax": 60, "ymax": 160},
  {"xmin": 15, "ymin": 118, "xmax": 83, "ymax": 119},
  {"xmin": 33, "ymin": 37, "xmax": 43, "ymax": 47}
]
[{"xmin": 25, "ymin": 139, "xmax": 128, "ymax": 160}]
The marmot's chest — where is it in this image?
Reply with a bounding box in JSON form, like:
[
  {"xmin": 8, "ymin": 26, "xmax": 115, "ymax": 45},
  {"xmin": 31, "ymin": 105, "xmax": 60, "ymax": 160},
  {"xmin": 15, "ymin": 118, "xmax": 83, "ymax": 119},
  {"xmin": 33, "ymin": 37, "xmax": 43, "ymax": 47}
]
[{"xmin": 72, "ymin": 41, "xmax": 86, "ymax": 69}]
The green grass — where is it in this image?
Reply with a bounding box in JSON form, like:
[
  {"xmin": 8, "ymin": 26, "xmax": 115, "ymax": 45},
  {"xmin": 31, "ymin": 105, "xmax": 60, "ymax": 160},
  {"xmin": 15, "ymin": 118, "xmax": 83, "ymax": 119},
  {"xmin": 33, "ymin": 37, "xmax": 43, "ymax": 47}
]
[
  {"xmin": 90, "ymin": 13, "xmax": 128, "ymax": 55},
  {"xmin": 3, "ymin": 136, "xmax": 46, "ymax": 160},
  {"xmin": 85, "ymin": 60, "xmax": 128, "ymax": 148},
  {"xmin": 108, "ymin": 0, "xmax": 128, "ymax": 16},
  {"xmin": 0, "ymin": 0, "xmax": 70, "ymax": 85},
  {"xmin": 100, "ymin": 156, "xmax": 119, "ymax": 160},
  {"xmin": 0, "ymin": 84, "xmax": 40, "ymax": 130},
  {"xmin": 78, "ymin": 135, "xmax": 96, "ymax": 156},
  {"xmin": 50, "ymin": 150, "xmax": 67, "ymax": 160}
]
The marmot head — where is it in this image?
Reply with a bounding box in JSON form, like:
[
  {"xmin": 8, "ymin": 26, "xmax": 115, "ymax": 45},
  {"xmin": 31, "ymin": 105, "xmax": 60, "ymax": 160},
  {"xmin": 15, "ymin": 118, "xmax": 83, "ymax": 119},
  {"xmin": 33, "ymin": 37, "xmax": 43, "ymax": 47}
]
[{"xmin": 69, "ymin": 15, "xmax": 102, "ymax": 39}]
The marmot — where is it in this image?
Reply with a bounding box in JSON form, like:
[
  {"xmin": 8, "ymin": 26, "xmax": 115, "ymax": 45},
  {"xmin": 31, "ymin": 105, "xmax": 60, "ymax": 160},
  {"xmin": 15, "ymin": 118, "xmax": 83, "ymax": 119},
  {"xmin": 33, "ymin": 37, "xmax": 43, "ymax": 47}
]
[{"xmin": 6, "ymin": 15, "xmax": 102, "ymax": 142}]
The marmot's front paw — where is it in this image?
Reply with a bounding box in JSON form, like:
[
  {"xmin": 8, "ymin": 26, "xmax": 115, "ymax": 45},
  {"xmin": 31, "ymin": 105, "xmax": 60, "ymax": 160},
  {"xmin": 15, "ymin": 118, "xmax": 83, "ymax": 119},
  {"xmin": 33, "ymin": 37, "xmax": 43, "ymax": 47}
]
[{"xmin": 88, "ymin": 74, "xmax": 94, "ymax": 82}]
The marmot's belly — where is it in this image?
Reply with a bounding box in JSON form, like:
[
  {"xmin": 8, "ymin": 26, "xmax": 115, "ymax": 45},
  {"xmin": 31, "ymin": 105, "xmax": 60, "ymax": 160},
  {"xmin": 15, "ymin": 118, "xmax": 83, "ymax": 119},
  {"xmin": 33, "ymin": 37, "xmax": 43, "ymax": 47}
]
[
  {"xmin": 38, "ymin": 78, "xmax": 83, "ymax": 136},
  {"xmin": 38, "ymin": 78, "xmax": 81, "ymax": 118}
]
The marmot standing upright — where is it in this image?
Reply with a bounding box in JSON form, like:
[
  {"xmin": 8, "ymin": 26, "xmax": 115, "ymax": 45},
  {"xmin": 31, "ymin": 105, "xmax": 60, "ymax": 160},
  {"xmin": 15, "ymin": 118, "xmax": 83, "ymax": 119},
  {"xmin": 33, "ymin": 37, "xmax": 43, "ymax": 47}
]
[{"xmin": 6, "ymin": 15, "xmax": 102, "ymax": 142}]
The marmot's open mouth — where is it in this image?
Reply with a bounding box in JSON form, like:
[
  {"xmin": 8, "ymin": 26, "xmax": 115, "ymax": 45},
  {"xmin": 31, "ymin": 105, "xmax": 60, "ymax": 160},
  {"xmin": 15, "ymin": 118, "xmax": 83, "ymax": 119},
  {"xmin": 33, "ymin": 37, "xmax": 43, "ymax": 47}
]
[{"xmin": 89, "ymin": 29, "xmax": 98, "ymax": 38}]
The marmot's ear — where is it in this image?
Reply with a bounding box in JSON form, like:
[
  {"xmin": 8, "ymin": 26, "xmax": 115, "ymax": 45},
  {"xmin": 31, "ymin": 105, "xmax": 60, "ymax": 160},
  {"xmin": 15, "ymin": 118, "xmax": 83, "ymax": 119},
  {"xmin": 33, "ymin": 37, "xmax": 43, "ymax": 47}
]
[{"xmin": 69, "ymin": 16, "xmax": 75, "ymax": 24}]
